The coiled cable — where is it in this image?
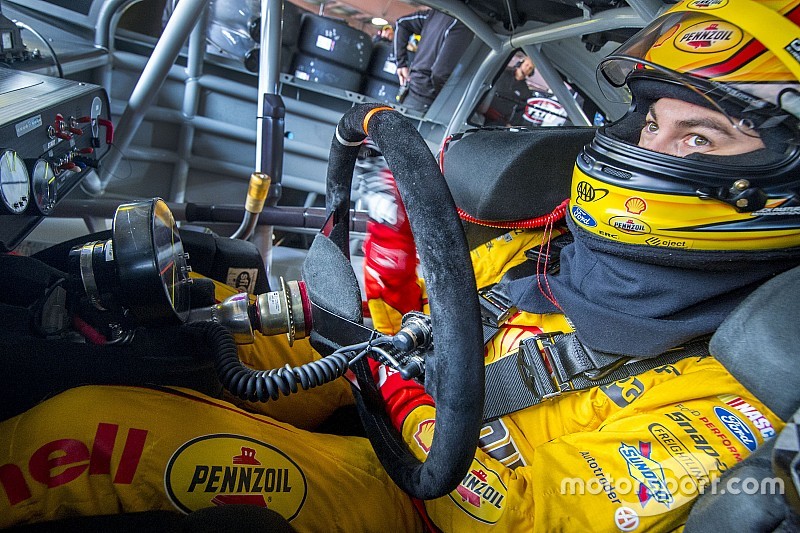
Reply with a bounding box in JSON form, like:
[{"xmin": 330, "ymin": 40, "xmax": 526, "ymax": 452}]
[{"xmin": 190, "ymin": 320, "xmax": 393, "ymax": 402}]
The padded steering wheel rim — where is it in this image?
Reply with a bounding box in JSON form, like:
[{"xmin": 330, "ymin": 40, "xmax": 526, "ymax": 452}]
[{"xmin": 315, "ymin": 104, "xmax": 485, "ymax": 500}]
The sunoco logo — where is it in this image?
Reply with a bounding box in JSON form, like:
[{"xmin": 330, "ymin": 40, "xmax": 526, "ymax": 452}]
[
  {"xmin": 714, "ymin": 408, "xmax": 758, "ymax": 452},
  {"xmin": 676, "ymin": 21, "xmax": 742, "ymax": 53},
  {"xmin": 619, "ymin": 442, "xmax": 673, "ymax": 508},
  {"xmin": 571, "ymin": 205, "xmax": 597, "ymax": 227},
  {"xmin": 165, "ymin": 434, "xmax": 307, "ymax": 518},
  {"xmin": 450, "ymin": 458, "xmax": 507, "ymax": 524},
  {"xmin": 610, "ymin": 216, "xmax": 650, "ymax": 234}
]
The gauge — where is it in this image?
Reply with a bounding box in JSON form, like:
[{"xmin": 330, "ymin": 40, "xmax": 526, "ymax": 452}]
[
  {"xmin": 0, "ymin": 149, "xmax": 30, "ymax": 214},
  {"xmin": 31, "ymin": 159, "xmax": 57, "ymax": 215}
]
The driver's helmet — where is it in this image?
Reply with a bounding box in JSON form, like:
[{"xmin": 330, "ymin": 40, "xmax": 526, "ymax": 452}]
[{"xmin": 570, "ymin": 0, "xmax": 800, "ymax": 252}]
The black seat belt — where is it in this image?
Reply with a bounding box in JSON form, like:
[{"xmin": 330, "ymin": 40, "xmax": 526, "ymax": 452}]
[
  {"xmin": 483, "ymin": 332, "xmax": 709, "ymax": 421},
  {"xmin": 477, "ymin": 231, "xmax": 708, "ymax": 420},
  {"xmin": 478, "ymin": 232, "xmax": 574, "ymax": 344}
]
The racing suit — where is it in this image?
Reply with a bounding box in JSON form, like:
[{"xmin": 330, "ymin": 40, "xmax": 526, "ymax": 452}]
[
  {"xmin": 369, "ymin": 226, "xmax": 784, "ymax": 531},
  {"xmin": 0, "ymin": 228, "xmax": 784, "ymax": 531},
  {"xmin": 0, "ymin": 277, "xmax": 422, "ymax": 532}
]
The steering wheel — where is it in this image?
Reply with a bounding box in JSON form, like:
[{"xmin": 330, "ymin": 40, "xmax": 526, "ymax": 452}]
[{"xmin": 301, "ymin": 103, "xmax": 485, "ymax": 500}]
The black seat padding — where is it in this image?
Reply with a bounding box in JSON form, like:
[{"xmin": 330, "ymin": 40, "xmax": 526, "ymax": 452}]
[
  {"xmin": 181, "ymin": 228, "xmax": 271, "ymax": 294},
  {"xmin": 443, "ymin": 127, "xmax": 596, "ymax": 223},
  {"xmin": 684, "ymin": 439, "xmax": 798, "ymax": 532},
  {"xmin": 685, "ymin": 265, "xmax": 800, "ymax": 532},
  {"xmin": 709, "ymin": 264, "xmax": 800, "ymax": 421}
]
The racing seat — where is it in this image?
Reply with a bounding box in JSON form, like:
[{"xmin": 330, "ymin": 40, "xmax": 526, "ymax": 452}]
[{"xmin": 684, "ymin": 264, "xmax": 800, "ymax": 532}]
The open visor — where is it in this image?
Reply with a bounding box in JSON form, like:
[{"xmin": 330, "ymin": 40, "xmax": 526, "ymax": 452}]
[{"xmin": 596, "ymin": 10, "xmax": 800, "ymax": 147}]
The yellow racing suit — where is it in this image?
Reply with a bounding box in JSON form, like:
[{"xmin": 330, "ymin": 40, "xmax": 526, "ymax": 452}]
[{"xmin": 0, "ymin": 228, "xmax": 784, "ymax": 532}]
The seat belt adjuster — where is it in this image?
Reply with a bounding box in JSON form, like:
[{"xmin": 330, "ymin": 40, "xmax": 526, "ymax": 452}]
[{"xmin": 520, "ymin": 332, "xmax": 571, "ymax": 399}]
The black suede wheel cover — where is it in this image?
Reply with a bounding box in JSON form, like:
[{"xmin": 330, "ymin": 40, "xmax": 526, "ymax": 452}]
[{"xmin": 302, "ymin": 103, "xmax": 484, "ymax": 500}]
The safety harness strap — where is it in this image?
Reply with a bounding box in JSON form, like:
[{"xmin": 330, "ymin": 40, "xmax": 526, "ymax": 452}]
[
  {"xmin": 478, "ymin": 233, "xmax": 574, "ymax": 345},
  {"xmin": 483, "ymin": 332, "xmax": 709, "ymax": 421}
]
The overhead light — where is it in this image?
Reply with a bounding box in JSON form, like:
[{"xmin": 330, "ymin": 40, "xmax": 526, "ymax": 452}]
[{"xmin": 371, "ymin": 17, "xmax": 388, "ymax": 26}]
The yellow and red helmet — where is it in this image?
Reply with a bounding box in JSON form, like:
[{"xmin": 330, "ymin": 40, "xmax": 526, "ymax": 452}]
[{"xmin": 571, "ymin": 0, "xmax": 800, "ymax": 252}]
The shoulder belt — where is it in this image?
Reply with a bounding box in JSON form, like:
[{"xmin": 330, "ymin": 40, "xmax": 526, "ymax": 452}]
[{"xmin": 483, "ymin": 331, "xmax": 709, "ymax": 421}]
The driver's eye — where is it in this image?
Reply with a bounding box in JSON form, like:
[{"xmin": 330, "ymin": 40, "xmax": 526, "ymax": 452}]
[
  {"xmin": 645, "ymin": 120, "xmax": 658, "ymax": 133},
  {"xmin": 687, "ymin": 135, "xmax": 710, "ymax": 147}
]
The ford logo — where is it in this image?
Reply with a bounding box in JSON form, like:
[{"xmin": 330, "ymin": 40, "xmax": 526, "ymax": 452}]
[
  {"xmin": 714, "ymin": 407, "xmax": 758, "ymax": 452},
  {"xmin": 571, "ymin": 205, "xmax": 597, "ymax": 227}
]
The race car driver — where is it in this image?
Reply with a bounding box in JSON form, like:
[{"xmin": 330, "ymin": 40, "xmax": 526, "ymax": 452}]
[
  {"xmin": 359, "ymin": 0, "xmax": 800, "ymax": 530},
  {"xmin": 1, "ymin": 1, "xmax": 798, "ymax": 531}
]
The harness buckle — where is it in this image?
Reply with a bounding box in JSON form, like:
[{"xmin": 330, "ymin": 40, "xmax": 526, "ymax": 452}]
[
  {"xmin": 478, "ymin": 286, "xmax": 516, "ymax": 327},
  {"xmin": 519, "ymin": 332, "xmax": 574, "ymax": 400}
]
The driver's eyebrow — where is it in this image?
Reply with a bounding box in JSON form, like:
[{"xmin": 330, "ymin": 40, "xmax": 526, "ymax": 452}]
[{"xmin": 648, "ymin": 103, "xmax": 736, "ymax": 139}]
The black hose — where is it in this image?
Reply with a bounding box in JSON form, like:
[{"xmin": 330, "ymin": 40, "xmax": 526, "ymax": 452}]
[{"xmin": 190, "ymin": 320, "xmax": 351, "ymax": 402}]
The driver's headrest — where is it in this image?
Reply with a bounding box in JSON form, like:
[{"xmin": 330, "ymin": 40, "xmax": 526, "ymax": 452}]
[{"xmin": 442, "ymin": 127, "xmax": 596, "ymax": 224}]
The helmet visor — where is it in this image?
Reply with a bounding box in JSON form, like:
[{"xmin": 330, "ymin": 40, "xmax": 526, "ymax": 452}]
[{"xmin": 597, "ymin": 11, "xmax": 800, "ymax": 149}]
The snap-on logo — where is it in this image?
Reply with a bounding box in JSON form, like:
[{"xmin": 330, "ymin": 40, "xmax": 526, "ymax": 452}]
[
  {"xmin": 571, "ymin": 205, "xmax": 597, "ymax": 227},
  {"xmin": 675, "ymin": 21, "xmax": 743, "ymax": 53},
  {"xmin": 165, "ymin": 434, "xmax": 307, "ymax": 518},
  {"xmin": 450, "ymin": 458, "xmax": 507, "ymax": 524},
  {"xmin": 713, "ymin": 408, "xmax": 758, "ymax": 452}
]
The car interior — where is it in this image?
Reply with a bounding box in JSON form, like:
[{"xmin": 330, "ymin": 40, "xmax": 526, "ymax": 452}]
[{"xmin": 0, "ymin": 0, "xmax": 797, "ymax": 530}]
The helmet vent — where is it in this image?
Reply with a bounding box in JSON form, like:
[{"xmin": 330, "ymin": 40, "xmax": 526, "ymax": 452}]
[
  {"xmin": 601, "ymin": 165, "xmax": 632, "ymax": 180},
  {"xmin": 580, "ymin": 152, "xmax": 593, "ymax": 166}
]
